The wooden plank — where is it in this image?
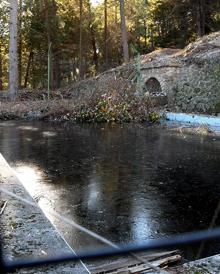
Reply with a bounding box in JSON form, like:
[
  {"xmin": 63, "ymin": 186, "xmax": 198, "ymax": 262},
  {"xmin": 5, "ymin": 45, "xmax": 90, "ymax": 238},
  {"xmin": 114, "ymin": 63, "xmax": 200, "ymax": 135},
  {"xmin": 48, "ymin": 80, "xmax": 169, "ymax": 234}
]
[
  {"xmin": 91, "ymin": 251, "xmax": 180, "ymax": 274},
  {"xmin": 128, "ymin": 255, "xmax": 181, "ymax": 273},
  {"xmin": 91, "ymin": 251, "xmax": 179, "ymax": 274},
  {"xmin": 108, "ymin": 255, "xmax": 181, "ymax": 274}
]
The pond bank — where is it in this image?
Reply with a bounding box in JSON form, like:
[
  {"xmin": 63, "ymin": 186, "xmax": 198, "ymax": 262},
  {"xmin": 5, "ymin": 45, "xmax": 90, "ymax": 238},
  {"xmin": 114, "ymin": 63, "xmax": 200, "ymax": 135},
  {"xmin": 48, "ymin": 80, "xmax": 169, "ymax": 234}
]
[
  {"xmin": 0, "ymin": 153, "xmax": 88, "ymax": 274},
  {"xmin": 1, "ymin": 94, "xmax": 220, "ymax": 137},
  {"xmin": 0, "ymin": 79, "xmax": 154, "ymax": 123}
]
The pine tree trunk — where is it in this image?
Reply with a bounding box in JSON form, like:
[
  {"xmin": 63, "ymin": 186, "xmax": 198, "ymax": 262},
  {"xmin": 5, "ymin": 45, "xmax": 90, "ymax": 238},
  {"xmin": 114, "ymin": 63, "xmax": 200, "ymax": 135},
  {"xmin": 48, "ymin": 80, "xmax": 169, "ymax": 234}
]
[
  {"xmin": 114, "ymin": 0, "xmax": 117, "ymax": 25},
  {"xmin": 196, "ymin": 0, "xmax": 206, "ymax": 37},
  {"xmin": 24, "ymin": 51, "xmax": 33, "ymax": 88},
  {"xmin": 9, "ymin": 0, "xmax": 19, "ymax": 100},
  {"xmin": 144, "ymin": 20, "xmax": 147, "ymax": 50},
  {"xmin": 104, "ymin": 0, "xmax": 108, "ymax": 69},
  {"xmin": 79, "ymin": 0, "xmax": 83, "ymax": 79},
  {"xmin": 44, "ymin": 0, "xmax": 52, "ymax": 89},
  {"xmin": 119, "ymin": 0, "xmax": 129, "ymax": 63},
  {"xmin": 92, "ymin": 36, "xmax": 99, "ymax": 73},
  {"xmin": 51, "ymin": 0, "xmax": 60, "ymax": 89},
  {"xmin": 87, "ymin": 1, "xmax": 99, "ymax": 73},
  {"xmin": 18, "ymin": 0, "xmax": 22, "ymax": 89},
  {"xmin": 0, "ymin": 45, "xmax": 3, "ymax": 90},
  {"xmin": 18, "ymin": 33, "xmax": 22, "ymax": 88},
  {"xmin": 150, "ymin": 28, "xmax": 154, "ymax": 51},
  {"xmin": 53, "ymin": 53, "xmax": 60, "ymax": 89}
]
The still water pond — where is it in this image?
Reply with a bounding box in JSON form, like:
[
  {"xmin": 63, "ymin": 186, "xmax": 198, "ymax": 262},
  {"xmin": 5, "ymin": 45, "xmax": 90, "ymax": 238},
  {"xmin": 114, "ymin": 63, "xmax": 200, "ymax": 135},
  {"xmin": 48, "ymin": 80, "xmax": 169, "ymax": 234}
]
[{"xmin": 1, "ymin": 121, "xmax": 220, "ymax": 260}]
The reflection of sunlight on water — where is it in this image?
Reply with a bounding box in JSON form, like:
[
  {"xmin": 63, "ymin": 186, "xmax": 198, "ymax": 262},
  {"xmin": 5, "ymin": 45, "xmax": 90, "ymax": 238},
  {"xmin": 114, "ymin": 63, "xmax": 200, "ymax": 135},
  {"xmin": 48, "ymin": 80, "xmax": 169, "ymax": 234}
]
[
  {"xmin": 87, "ymin": 164, "xmax": 102, "ymax": 209},
  {"xmin": 88, "ymin": 180, "xmax": 100, "ymax": 209},
  {"xmin": 15, "ymin": 165, "xmax": 41, "ymax": 195},
  {"xmin": 42, "ymin": 131, "xmax": 57, "ymax": 137},
  {"xmin": 14, "ymin": 164, "xmax": 56, "ymax": 223},
  {"xmin": 14, "ymin": 165, "xmax": 42, "ymax": 197},
  {"xmin": 18, "ymin": 126, "xmax": 39, "ymax": 131},
  {"xmin": 38, "ymin": 197, "xmax": 56, "ymax": 223},
  {"xmin": 131, "ymin": 208, "xmax": 151, "ymax": 242},
  {"xmin": 13, "ymin": 163, "xmax": 152, "ymax": 245},
  {"xmin": 0, "ymin": 122, "xmax": 15, "ymax": 127}
]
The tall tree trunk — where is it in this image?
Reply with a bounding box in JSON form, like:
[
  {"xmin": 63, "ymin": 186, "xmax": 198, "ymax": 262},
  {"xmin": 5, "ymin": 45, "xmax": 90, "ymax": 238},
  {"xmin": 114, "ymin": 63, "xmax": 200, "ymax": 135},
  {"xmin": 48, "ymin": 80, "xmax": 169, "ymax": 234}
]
[
  {"xmin": 53, "ymin": 53, "xmax": 60, "ymax": 89},
  {"xmin": 44, "ymin": 0, "xmax": 53, "ymax": 89},
  {"xmin": 9, "ymin": 0, "xmax": 19, "ymax": 100},
  {"xmin": 150, "ymin": 28, "xmax": 154, "ymax": 51},
  {"xmin": 91, "ymin": 36, "xmax": 98, "ymax": 73},
  {"xmin": 79, "ymin": 0, "xmax": 83, "ymax": 79},
  {"xmin": 24, "ymin": 51, "xmax": 33, "ymax": 88},
  {"xmin": 44, "ymin": 0, "xmax": 60, "ymax": 89},
  {"xmin": 114, "ymin": 0, "xmax": 117, "ymax": 25},
  {"xmin": 51, "ymin": 0, "xmax": 60, "ymax": 89},
  {"xmin": 18, "ymin": 34, "xmax": 22, "ymax": 89},
  {"xmin": 44, "ymin": 0, "xmax": 51, "ymax": 43},
  {"xmin": 18, "ymin": 0, "xmax": 22, "ymax": 89},
  {"xmin": 0, "ymin": 45, "xmax": 3, "ymax": 90},
  {"xmin": 104, "ymin": 0, "xmax": 108, "ymax": 69},
  {"xmin": 144, "ymin": 20, "xmax": 147, "ymax": 50},
  {"xmin": 196, "ymin": 0, "xmax": 206, "ymax": 37},
  {"xmin": 88, "ymin": 1, "xmax": 99, "ymax": 73},
  {"xmin": 119, "ymin": 0, "xmax": 129, "ymax": 63}
]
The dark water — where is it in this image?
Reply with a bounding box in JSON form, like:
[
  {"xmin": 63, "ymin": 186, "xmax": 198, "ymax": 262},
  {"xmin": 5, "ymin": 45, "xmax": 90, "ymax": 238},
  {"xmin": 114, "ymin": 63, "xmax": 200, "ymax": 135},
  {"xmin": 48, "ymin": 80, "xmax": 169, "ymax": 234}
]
[{"xmin": 1, "ymin": 121, "xmax": 220, "ymax": 260}]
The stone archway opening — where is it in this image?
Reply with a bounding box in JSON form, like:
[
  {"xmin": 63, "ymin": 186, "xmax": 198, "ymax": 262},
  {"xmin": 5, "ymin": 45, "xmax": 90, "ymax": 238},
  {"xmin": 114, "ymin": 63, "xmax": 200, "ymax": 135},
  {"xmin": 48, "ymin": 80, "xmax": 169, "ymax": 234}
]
[
  {"xmin": 144, "ymin": 77, "xmax": 167, "ymax": 106},
  {"xmin": 145, "ymin": 77, "xmax": 162, "ymax": 96}
]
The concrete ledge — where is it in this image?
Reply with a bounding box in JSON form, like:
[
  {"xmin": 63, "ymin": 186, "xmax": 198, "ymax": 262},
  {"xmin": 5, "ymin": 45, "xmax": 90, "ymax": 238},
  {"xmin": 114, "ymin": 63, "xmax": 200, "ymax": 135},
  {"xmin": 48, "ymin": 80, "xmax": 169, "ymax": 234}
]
[
  {"xmin": 0, "ymin": 153, "xmax": 87, "ymax": 273},
  {"xmin": 170, "ymin": 255, "xmax": 220, "ymax": 274},
  {"xmin": 184, "ymin": 254, "xmax": 220, "ymax": 273}
]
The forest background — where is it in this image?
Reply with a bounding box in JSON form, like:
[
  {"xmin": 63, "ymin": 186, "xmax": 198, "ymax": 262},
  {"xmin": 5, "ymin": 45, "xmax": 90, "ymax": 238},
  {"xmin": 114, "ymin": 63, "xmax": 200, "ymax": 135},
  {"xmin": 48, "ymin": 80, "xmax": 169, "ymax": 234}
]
[{"xmin": 0, "ymin": 0, "xmax": 220, "ymax": 94}]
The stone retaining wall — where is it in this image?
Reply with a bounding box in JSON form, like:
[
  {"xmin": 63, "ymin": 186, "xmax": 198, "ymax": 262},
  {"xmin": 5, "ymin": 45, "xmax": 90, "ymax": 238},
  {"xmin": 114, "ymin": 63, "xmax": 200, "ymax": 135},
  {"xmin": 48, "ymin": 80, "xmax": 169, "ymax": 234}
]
[
  {"xmin": 139, "ymin": 32, "xmax": 220, "ymax": 114},
  {"xmin": 68, "ymin": 31, "xmax": 220, "ymax": 114}
]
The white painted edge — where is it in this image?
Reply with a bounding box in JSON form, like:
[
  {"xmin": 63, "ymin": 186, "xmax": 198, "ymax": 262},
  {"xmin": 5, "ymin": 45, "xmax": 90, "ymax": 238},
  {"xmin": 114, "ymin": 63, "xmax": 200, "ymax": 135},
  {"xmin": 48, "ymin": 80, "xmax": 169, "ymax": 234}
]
[{"xmin": 162, "ymin": 112, "xmax": 220, "ymax": 131}]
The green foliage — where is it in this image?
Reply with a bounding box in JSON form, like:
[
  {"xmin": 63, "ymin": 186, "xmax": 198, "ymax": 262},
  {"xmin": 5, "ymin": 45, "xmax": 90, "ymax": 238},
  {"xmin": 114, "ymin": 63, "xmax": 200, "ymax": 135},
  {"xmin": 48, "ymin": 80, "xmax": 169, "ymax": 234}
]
[
  {"xmin": 72, "ymin": 93, "xmax": 133, "ymax": 123},
  {"xmin": 148, "ymin": 111, "xmax": 160, "ymax": 122}
]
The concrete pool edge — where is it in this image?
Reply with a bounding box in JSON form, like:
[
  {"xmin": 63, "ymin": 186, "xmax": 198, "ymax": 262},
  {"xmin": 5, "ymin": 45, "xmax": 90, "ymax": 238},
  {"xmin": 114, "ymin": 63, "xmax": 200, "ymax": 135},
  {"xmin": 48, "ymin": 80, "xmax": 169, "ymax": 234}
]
[
  {"xmin": 171, "ymin": 254, "xmax": 220, "ymax": 273},
  {"xmin": 0, "ymin": 153, "xmax": 88, "ymax": 273},
  {"xmin": 162, "ymin": 112, "xmax": 220, "ymax": 132}
]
